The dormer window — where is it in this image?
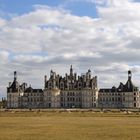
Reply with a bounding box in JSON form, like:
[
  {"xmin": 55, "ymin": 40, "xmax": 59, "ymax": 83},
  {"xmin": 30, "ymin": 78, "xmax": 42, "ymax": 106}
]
[
  {"xmin": 60, "ymin": 83, "xmax": 64, "ymax": 87},
  {"xmin": 48, "ymin": 82, "xmax": 52, "ymax": 89},
  {"xmin": 60, "ymin": 82, "xmax": 64, "ymax": 90}
]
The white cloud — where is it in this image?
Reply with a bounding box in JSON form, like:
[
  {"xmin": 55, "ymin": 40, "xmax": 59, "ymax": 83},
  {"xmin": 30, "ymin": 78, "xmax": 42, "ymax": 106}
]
[
  {"xmin": 0, "ymin": 0, "xmax": 140, "ymax": 97},
  {"xmin": 0, "ymin": 50, "xmax": 9, "ymax": 62},
  {"xmin": 0, "ymin": 18, "xmax": 6, "ymax": 27},
  {"xmin": 13, "ymin": 55, "xmax": 48, "ymax": 63}
]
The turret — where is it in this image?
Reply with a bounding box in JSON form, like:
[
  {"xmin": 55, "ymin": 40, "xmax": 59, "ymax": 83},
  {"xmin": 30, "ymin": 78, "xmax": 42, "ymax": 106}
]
[
  {"xmin": 70, "ymin": 65, "xmax": 73, "ymax": 76},
  {"xmin": 50, "ymin": 70, "xmax": 53, "ymax": 78},
  {"xmin": 83, "ymin": 74, "xmax": 86, "ymax": 82},
  {"xmin": 14, "ymin": 71, "xmax": 17, "ymax": 81},
  {"xmin": 74, "ymin": 73, "xmax": 77, "ymax": 80},
  {"xmin": 65, "ymin": 73, "xmax": 68, "ymax": 80},
  {"xmin": 44, "ymin": 75, "xmax": 47, "ymax": 88},
  {"xmin": 52, "ymin": 72, "xmax": 56, "ymax": 80},
  {"xmin": 88, "ymin": 69, "xmax": 91, "ymax": 79},
  {"xmin": 95, "ymin": 76, "xmax": 97, "ymax": 88},
  {"xmin": 128, "ymin": 70, "xmax": 132, "ymax": 81}
]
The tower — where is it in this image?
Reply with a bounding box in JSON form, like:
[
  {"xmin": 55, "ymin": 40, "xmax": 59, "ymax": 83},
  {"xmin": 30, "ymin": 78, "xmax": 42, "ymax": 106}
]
[
  {"xmin": 14, "ymin": 71, "xmax": 17, "ymax": 81},
  {"xmin": 128, "ymin": 70, "xmax": 132, "ymax": 81},
  {"xmin": 70, "ymin": 65, "xmax": 73, "ymax": 76},
  {"xmin": 44, "ymin": 75, "xmax": 47, "ymax": 88}
]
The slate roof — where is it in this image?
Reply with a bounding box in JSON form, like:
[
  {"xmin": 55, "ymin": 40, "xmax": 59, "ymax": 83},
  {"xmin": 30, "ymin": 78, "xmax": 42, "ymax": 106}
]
[
  {"xmin": 99, "ymin": 74, "xmax": 138, "ymax": 93},
  {"xmin": 7, "ymin": 79, "xmax": 19, "ymax": 92},
  {"xmin": 24, "ymin": 86, "xmax": 43, "ymax": 93}
]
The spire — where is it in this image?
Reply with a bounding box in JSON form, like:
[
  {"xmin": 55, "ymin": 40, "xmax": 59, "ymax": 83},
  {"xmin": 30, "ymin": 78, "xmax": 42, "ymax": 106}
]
[
  {"xmin": 128, "ymin": 70, "xmax": 132, "ymax": 81},
  {"xmin": 70, "ymin": 65, "xmax": 73, "ymax": 76},
  {"xmin": 88, "ymin": 69, "xmax": 91, "ymax": 73},
  {"xmin": 44, "ymin": 75, "xmax": 47, "ymax": 82},
  {"xmin": 14, "ymin": 71, "xmax": 17, "ymax": 81},
  {"xmin": 44, "ymin": 75, "xmax": 47, "ymax": 88}
]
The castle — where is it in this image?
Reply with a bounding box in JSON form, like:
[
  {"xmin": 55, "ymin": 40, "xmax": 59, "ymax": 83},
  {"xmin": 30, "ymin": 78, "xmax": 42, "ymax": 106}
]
[
  {"xmin": 7, "ymin": 66, "xmax": 140, "ymax": 109},
  {"xmin": 99, "ymin": 70, "xmax": 140, "ymax": 108}
]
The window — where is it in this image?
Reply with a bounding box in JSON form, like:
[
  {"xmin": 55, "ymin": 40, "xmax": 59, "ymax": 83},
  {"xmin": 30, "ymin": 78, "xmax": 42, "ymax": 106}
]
[
  {"xmin": 61, "ymin": 103, "xmax": 63, "ymax": 107},
  {"xmin": 60, "ymin": 83, "xmax": 64, "ymax": 90},
  {"xmin": 60, "ymin": 92, "xmax": 63, "ymax": 96}
]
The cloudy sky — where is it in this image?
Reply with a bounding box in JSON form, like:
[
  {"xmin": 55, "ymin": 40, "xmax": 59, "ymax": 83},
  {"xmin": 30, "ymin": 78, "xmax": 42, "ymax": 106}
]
[{"xmin": 0, "ymin": 0, "xmax": 140, "ymax": 97}]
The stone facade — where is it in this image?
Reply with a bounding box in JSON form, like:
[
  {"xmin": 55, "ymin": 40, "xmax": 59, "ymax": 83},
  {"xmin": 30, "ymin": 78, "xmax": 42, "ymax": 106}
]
[
  {"xmin": 98, "ymin": 71, "xmax": 140, "ymax": 109},
  {"xmin": 44, "ymin": 65, "xmax": 98, "ymax": 108},
  {"xmin": 7, "ymin": 67, "xmax": 140, "ymax": 109},
  {"xmin": 7, "ymin": 71, "xmax": 43, "ymax": 109},
  {"xmin": 7, "ymin": 66, "xmax": 98, "ymax": 109}
]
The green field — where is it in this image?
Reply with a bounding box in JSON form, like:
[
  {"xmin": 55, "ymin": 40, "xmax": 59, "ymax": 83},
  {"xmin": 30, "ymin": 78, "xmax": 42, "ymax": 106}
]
[{"xmin": 0, "ymin": 111, "xmax": 140, "ymax": 140}]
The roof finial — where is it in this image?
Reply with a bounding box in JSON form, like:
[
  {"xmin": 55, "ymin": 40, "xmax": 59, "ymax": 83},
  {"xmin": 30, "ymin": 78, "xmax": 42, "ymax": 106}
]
[
  {"xmin": 14, "ymin": 71, "xmax": 17, "ymax": 81},
  {"xmin": 128, "ymin": 70, "xmax": 132, "ymax": 81}
]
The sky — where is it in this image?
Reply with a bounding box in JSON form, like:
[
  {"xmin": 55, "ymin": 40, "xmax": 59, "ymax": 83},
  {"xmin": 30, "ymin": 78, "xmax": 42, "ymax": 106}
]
[{"xmin": 0, "ymin": 0, "xmax": 140, "ymax": 98}]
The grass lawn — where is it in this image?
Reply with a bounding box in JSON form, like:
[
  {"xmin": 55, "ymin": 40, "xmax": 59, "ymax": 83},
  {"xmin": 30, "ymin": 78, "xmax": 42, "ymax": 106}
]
[{"xmin": 0, "ymin": 111, "xmax": 140, "ymax": 140}]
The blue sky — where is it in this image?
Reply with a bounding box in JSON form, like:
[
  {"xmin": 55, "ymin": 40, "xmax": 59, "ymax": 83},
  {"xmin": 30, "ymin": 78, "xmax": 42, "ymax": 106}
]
[
  {"xmin": 0, "ymin": 0, "xmax": 62, "ymax": 14},
  {"xmin": 0, "ymin": 0, "xmax": 98, "ymax": 18},
  {"xmin": 0, "ymin": 0, "xmax": 140, "ymax": 97}
]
